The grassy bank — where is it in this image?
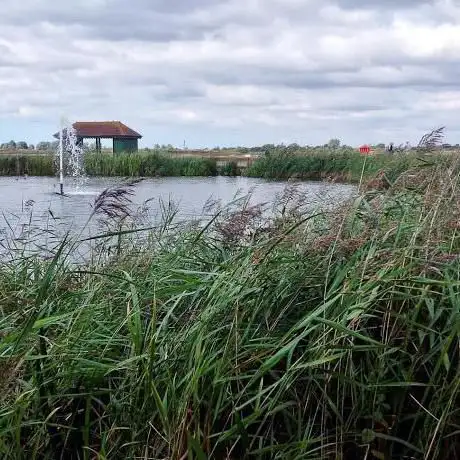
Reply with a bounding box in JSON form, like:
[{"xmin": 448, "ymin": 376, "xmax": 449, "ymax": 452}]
[
  {"xmin": 0, "ymin": 157, "xmax": 459, "ymax": 459},
  {"xmin": 0, "ymin": 151, "xmax": 424, "ymax": 183}
]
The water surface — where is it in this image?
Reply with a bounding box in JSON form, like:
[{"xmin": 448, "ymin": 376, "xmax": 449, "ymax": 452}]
[{"xmin": 0, "ymin": 176, "xmax": 356, "ymax": 244}]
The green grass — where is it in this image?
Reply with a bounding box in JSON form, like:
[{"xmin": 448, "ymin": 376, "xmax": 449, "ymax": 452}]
[
  {"xmin": 84, "ymin": 152, "xmax": 218, "ymax": 177},
  {"xmin": 0, "ymin": 157, "xmax": 459, "ymax": 459},
  {"xmin": 0, "ymin": 155, "xmax": 54, "ymax": 176}
]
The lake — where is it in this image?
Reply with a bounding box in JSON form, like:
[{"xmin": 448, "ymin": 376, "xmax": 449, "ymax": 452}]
[{"xmin": 0, "ymin": 176, "xmax": 356, "ymax": 251}]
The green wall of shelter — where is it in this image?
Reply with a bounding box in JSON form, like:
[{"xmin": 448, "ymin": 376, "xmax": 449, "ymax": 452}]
[{"xmin": 113, "ymin": 138, "xmax": 139, "ymax": 154}]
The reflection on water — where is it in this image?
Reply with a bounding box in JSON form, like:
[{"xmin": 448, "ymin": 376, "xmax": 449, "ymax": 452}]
[{"xmin": 0, "ymin": 176, "xmax": 357, "ymax": 250}]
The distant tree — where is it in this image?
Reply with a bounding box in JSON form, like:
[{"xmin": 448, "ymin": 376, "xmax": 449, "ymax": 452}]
[
  {"xmin": 50, "ymin": 141, "xmax": 59, "ymax": 151},
  {"xmin": 83, "ymin": 141, "xmax": 96, "ymax": 151},
  {"xmin": 158, "ymin": 144, "xmax": 173, "ymax": 150},
  {"xmin": 16, "ymin": 141, "xmax": 28, "ymax": 149},
  {"xmin": 0, "ymin": 143, "xmax": 7, "ymax": 150},
  {"xmin": 7, "ymin": 140, "xmax": 16, "ymax": 150},
  {"xmin": 36, "ymin": 141, "xmax": 51, "ymax": 151},
  {"xmin": 28, "ymin": 144, "xmax": 35, "ymax": 151},
  {"xmin": 286, "ymin": 143, "xmax": 300, "ymax": 153},
  {"xmin": 261, "ymin": 144, "xmax": 276, "ymax": 155},
  {"xmin": 327, "ymin": 138, "xmax": 341, "ymax": 149},
  {"xmin": 376, "ymin": 143, "xmax": 385, "ymax": 149}
]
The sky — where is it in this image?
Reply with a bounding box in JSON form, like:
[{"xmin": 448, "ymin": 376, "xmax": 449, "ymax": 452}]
[{"xmin": 0, "ymin": 0, "xmax": 459, "ymax": 148}]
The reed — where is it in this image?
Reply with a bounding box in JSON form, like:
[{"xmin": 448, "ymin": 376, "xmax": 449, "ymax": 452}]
[
  {"xmin": 0, "ymin": 153, "xmax": 218, "ymax": 178},
  {"xmin": 246, "ymin": 150, "xmax": 418, "ymax": 183},
  {"xmin": 0, "ymin": 155, "xmax": 54, "ymax": 176},
  {"xmin": 0, "ymin": 155, "xmax": 459, "ymax": 459},
  {"xmin": 0, "ymin": 150, "xmax": 424, "ymax": 183},
  {"xmin": 84, "ymin": 152, "xmax": 218, "ymax": 177}
]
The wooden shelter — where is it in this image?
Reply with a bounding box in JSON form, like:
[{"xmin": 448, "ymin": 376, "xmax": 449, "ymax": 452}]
[{"xmin": 54, "ymin": 121, "xmax": 142, "ymax": 154}]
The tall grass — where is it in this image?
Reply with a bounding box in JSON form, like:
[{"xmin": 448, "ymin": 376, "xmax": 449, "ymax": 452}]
[
  {"xmin": 0, "ymin": 155, "xmax": 54, "ymax": 176},
  {"xmin": 0, "ymin": 151, "xmax": 424, "ymax": 183},
  {"xmin": 0, "ymin": 153, "xmax": 218, "ymax": 178},
  {"xmin": 84, "ymin": 152, "xmax": 218, "ymax": 177},
  {"xmin": 246, "ymin": 150, "xmax": 418, "ymax": 183},
  {"xmin": 0, "ymin": 156, "xmax": 459, "ymax": 459}
]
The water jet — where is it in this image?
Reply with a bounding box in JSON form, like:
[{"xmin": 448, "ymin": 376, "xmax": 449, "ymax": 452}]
[{"xmin": 56, "ymin": 118, "xmax": 85, "ymax": 196}]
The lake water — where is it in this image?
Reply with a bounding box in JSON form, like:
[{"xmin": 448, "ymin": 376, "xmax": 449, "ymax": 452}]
[{"xmin": 0, "ymin": 176, "xmax": 356, "ymax": 251}]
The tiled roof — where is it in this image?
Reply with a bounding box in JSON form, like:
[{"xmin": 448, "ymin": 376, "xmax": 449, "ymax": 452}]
[
  {"xmin": 74, "ymin": 121, "xmax": 142, "ymax": 138},
  {"xmin": 55, "ymin": 121, "xmax": 142, "ymax": 138}
]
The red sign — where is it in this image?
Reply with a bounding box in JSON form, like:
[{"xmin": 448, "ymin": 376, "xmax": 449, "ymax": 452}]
[{"xmin": 359, "ymin": 145, "xmax": 371, "ymax": 155}]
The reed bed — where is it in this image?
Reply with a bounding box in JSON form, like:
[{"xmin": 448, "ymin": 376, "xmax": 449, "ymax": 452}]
[
  {"xmin": 0, "ymin": 153, "xmax": 218, "ymax": 178},
  {"xmin": 0, "ymin": 155, "xmax": 54, "ymax": 176},
  {"xmin": 246, "ymin": 150, "xmax": 418, "ymax": 183},
  {"xmin": 0, "ymin": 153, "xmax": 459, "ymax": 459},
  {"xmin": 84, "ymin": 153, "xmax": 218, "ymax": 177},
  {"xmin": 0, "ymin": 150, "xmax": 428, "ymax": 183}
]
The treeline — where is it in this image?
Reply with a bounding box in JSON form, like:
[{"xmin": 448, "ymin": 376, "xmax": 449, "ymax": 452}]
[
  {"xmin": 0, "ymin": 140, "xmax": 59, "ymax": 151},
  {"xmin": 211, "ymin": 139, "xmax": 459, "ymax": 154}
]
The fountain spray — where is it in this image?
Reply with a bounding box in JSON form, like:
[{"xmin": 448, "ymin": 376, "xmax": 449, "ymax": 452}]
[
  {"xmin": 56, "ymin": 118, "xmax": 86, "ymax": 196},
  {"xmin": 59, "ymin": 117, "xmax": 64, "ymax": 195}
]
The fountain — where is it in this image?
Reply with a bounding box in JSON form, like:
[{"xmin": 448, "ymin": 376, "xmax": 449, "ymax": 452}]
[
  {"xmin": 58, "ymin": 118, "xmax": 64, "ymax": 195},
  {"xmin": 57, "ymin": 118, "xmax": 85, "ymax": 196}
]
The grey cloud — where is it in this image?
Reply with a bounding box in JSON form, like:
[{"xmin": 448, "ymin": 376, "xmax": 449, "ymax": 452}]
[
  {"xmin": 0, "ymin": 0, "xmax": 223, "ymax": 42},
  {"xmin": 332, "ymin": 104, "xmax": 391, "ymax": 112},
  {"xmin": 160, "ymin": 86, "xmax": 206, "ymax": 100},
  {"xmin": 0, "ymin": 44, "xmax": 27, "ymax": 68},
  {"xmin": 336, "ymin": 0, "xmax": 435, "ymax": 9},
  {"xmin": 123, "ymin": 0, "xmax": 220, "ymax": 14},
  {"xmin": 199, "ymin": 62, "xmax": 460, "ymax": 92}
]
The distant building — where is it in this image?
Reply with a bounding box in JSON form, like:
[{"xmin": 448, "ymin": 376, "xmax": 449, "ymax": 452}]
[{"xmin": 54, "ymin": 121, "xmax": 142, "ymax": 154}]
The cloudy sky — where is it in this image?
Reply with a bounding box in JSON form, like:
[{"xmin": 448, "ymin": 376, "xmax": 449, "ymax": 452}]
[{"xmin": 0, "ymin": 0, "xmax": 459, "ymax": 147}]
